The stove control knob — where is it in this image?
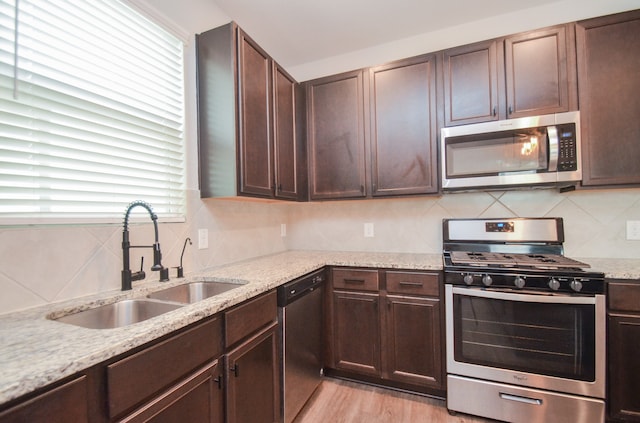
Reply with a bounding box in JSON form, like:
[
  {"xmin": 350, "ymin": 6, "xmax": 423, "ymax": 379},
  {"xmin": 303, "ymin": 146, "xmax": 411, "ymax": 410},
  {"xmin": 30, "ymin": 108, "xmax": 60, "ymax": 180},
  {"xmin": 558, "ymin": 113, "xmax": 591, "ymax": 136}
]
[
  {"xmin": 513, "ymin": 276, "xmax": 526, "ymax": 289},
  {"xmin": 548, "ymin": 278, "xmax": 561, "ymax": 291},
  {"xmin": 463, "ymin": 274, "xmax": 474, "ymax": 285},
  {"xmin": 482, "ymin": 275, "xmax": 493, "ymax": 287},
  {"xmin": 570, "ymin": 279, "xmax": 583, "ymax": 292}
]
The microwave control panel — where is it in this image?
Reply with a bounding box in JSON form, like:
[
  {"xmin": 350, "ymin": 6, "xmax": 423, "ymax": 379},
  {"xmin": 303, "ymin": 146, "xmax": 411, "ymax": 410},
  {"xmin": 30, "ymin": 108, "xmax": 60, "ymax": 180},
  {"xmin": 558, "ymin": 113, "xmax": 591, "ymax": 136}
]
[{"xmin": 557, "ymin": 123, "xmax": 578, "ymax": 171}]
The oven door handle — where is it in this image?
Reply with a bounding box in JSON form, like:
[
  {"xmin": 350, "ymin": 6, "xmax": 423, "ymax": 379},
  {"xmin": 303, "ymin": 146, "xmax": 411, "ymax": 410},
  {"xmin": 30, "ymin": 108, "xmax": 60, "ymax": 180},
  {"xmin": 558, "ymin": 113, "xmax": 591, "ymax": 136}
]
[
  {"xmin": 451, "ymin": 286, "xmax": 597, "ymax": 304},
  {"xmin": 499, "ymin": 392, "xmax": 543, "ymax": 406}
]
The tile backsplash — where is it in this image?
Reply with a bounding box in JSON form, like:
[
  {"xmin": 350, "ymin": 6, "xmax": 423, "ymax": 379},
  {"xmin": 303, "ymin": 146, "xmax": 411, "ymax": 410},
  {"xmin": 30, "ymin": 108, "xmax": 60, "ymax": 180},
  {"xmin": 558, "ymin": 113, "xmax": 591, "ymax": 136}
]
[
  {"xmin": 285, "ymin": 188, "xmax": 640, "ymax": 260},
  {"xmin": 1, "ymin": 187, "xmax": 639, "ymax": 314}
]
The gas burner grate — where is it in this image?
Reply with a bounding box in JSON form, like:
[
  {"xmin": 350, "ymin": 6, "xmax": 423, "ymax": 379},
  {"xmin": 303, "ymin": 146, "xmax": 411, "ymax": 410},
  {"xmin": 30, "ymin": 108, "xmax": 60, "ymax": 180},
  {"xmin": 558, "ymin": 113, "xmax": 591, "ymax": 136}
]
[{"xmin": 450, "ymin": 251, "xmax": 591, "ymax": 270}]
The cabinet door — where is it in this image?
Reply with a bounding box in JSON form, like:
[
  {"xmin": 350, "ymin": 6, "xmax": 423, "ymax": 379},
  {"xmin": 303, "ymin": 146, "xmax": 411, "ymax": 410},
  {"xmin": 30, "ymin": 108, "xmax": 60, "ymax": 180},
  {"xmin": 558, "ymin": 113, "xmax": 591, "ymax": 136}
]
[
  {"xmin": 442, "ymin": 39, "xmax": 501, "ymax": 125},
  {"xmin": 0, "ymin": 376, "xmax": 88, "ymax": 423},
  {"xmin": 237, "ymin": 29, "xmax": 273, "ymax": 197},
  {"xmin": 119, "ymin": 360, "xmax": 224, "ymax": 423},
  {"xmin": 330, "ymin": 290, "xmax": 380, "ymax": 376},
  {"xmin": 107, "ymin": 317, "xmax": 223, "ymax": 419},
  {"xmin": 576, "ymin": 10, "xmax": 640, "ymax": 186},
  {"xmin": 226, "ymin": 322, "xmax": 280, "ymax": 423},
  {"xmin": 608, "ymin": 314, "xmax": 640, "ymax": 421},
  {"xmin": 307, "ymin": 70, "xmax": 367, "ymax": 199},
  {"xmin": 504, "ymin": 25, "xmax": 574, "ymax": 118},
  {"xmin": 369, "ymin": 55, "xmax": 438, "ymax": 196},
  {"xmin": 384, "ymin": 295, "xmax": 443, "ymax": 389},
  {"xmin": 273, "ymin": 62, "xmax": 300, "ymax": 200}
]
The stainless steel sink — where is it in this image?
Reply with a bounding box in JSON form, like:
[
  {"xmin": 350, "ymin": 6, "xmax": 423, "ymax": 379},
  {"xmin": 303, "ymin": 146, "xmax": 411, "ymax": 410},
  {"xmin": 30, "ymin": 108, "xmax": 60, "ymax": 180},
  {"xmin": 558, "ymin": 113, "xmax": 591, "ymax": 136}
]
[
  {"xmin": 146, "ymin": 281, "xmax": 242, "ymax": 304},
  {"xmin": 52, "ymin": 299, "xmax": 184, "ymax": 329}
]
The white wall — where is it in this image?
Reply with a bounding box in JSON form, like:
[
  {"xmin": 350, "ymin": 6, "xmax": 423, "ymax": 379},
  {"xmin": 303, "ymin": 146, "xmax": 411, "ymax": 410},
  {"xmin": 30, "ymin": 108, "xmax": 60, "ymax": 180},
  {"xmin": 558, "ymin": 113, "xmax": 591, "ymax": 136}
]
[
  {"xmin": 288, "ymin": 0, "xmax": 640, "ymax": 81},
  {"xmin": 0, "ymin": 1, "xmax": 638, "ymax": 315}
]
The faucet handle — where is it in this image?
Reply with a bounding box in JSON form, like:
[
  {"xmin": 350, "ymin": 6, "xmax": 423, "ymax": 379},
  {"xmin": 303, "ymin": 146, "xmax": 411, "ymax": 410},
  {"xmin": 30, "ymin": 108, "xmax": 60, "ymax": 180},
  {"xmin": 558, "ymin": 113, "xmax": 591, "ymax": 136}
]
[
  {"xmin": 131, "ymin": 257, "xmax": 146, "ymax": 282},
  {"xmin": 159, "ymin": 267, "xmax": 169, "ymax": 282},
  {"xmin": 174, "ymin": 266, "xmax": 185, "ymax": 278}
]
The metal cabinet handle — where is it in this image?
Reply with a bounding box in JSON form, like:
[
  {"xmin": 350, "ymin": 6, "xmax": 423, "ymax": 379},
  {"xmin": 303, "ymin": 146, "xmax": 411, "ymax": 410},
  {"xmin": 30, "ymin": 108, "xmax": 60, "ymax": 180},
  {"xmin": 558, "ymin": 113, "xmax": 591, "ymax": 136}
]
[
  {"xmin": 230, "ymin": 364, "xmax": 239, "ymax": 377},
  {"xmin": 214, "ymin": 375, "xmax": 222, "ymax": 389},
  {"xmin": 492, "ymin": 106, "xmax": 497, "ymax": 116},
  {"xmin": 399, "ymin": 281, "xmax": 423, "ymax": 287},
  {"xmin": 344, "ymin": 278, "xmax": 365, "ymax": 284}
]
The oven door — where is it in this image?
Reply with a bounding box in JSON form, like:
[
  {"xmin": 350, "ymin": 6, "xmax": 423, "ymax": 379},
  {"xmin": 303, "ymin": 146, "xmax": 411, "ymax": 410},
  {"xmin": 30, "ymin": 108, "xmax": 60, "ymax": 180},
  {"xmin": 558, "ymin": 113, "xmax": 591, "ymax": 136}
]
[{"xmin": 445, "ymin": 285, "xmax": 605, "ymax": 399}]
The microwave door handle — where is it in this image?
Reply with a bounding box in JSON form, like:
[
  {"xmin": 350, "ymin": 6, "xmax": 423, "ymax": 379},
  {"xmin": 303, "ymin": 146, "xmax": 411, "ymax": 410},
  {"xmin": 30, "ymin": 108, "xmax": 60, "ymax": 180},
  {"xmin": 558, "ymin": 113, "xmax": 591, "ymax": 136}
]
[{"xmin": 547, "ymin": 125, "xmax": 559, "ymax": 171}]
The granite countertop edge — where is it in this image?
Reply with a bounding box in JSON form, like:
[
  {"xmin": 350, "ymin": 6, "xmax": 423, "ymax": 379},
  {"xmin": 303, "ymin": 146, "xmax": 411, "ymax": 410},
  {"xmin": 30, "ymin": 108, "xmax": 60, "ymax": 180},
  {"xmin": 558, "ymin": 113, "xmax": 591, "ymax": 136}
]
[{"xmin": 0, "ymin": 250, "xmax": 637, "ymax": 406}]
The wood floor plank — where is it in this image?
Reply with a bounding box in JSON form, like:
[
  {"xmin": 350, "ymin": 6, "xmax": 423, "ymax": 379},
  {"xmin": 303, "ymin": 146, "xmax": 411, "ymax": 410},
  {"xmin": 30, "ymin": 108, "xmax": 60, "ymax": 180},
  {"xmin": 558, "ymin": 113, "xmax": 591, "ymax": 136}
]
[{"xmin": 294, "ymin": 378, "xmax": 498, "ymax": 423}]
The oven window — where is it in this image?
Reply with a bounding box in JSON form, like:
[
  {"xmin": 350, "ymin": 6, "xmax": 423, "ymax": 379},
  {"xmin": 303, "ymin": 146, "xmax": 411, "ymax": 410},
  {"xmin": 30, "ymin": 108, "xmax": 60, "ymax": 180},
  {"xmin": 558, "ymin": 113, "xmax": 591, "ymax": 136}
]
[{"xmin": 453, "ymin": 294, "xmax": 595, "ymax": 381}]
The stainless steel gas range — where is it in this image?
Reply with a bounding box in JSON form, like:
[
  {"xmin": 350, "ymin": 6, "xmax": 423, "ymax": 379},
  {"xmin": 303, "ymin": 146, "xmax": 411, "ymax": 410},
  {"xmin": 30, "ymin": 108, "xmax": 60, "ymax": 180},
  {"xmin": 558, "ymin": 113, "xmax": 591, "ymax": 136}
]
[{"xmin": 442, "ymin": 217, "xmax": 605, "ymax": 423}]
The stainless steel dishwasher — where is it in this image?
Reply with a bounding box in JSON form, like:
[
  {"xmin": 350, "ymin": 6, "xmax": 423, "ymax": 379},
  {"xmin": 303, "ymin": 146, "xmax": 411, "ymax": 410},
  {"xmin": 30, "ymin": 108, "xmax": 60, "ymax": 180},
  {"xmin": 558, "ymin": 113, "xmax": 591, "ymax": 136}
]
[{"xmin": 277, "ymin": 268, "xmax": 326, "ymax": 423}]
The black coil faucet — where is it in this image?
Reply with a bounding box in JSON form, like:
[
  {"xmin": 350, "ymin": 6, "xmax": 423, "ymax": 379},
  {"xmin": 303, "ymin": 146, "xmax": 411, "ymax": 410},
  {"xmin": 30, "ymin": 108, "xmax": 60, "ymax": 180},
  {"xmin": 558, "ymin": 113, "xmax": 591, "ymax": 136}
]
[{"xmin": 121, "ymin": 201, "xmax": 169, "ymax": 290}]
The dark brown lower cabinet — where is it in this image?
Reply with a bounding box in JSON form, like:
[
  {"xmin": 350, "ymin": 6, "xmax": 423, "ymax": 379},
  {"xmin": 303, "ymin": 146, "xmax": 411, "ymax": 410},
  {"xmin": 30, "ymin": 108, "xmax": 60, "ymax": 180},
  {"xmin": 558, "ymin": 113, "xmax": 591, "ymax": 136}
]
[
  {"xmin": 608, "ymin": 315, "xmax": 640, "ymax": 422},
  {"xmin": 385, "ymin": 295, "xmax": 441, "ymax": 387},
  {"xmin": 331, "ymin": 290, "xmax": 381, "ymax": 376},
  {"xmin": 107, "ymin": 316, "xmax": 224, "ymax": 422},
  {"xmin": 0, "ymin": 375, "xmax": 89, "ymax": 423},
  {"xmin": 608, "ymin": 280, "xmax": 640, "ymax": 422},
  {"xmin": 225, "ymin": 322, "xmax": 279, "ymax": 423},
  {"xmin": 327, "ymin": 268, "xmax": 444, "ymax": 394},
  {"xmin": 119, "ymin": 360, "xmax": 224, "ymax": 423}
]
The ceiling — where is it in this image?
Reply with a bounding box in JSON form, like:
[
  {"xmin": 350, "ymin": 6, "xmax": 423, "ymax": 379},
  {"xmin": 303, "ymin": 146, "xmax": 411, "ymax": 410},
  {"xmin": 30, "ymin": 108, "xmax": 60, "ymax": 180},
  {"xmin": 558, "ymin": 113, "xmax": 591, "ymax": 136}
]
[{"xmin": 209, "ymin": 0, "xmax": 565, "ymax": 69}]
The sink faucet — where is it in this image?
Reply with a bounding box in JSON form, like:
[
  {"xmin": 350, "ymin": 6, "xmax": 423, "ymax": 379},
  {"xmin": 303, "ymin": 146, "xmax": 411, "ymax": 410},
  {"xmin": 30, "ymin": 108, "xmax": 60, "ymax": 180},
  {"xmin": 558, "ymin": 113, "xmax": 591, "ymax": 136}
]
[{"xmin": 121, "ymin": 201, "xmax": 169, "ymax": 290}]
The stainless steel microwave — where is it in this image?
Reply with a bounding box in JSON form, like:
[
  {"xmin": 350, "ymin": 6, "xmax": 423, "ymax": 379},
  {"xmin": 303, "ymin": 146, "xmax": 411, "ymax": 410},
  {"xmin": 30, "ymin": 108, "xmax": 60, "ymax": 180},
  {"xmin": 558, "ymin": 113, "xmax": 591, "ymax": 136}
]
[{"xmin": 441, "ymin": 111, "xmax": 581, "ymax": 190}]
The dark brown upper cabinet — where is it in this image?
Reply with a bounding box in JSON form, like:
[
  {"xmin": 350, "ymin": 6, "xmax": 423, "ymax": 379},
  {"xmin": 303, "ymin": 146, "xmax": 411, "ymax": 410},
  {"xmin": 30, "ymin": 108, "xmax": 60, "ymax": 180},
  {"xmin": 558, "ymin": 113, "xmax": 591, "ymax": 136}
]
[
  {"xmin": 236, "ymin": 29, "xmax": 273, "ymax": 198},
  {"xmin": 306, "ymin": 55, "xmax": 438, "ymax": 200},
  {"xmin": 273, "ymin": 62, "xmax": 307, "ymax": 200},
  {"xmin": 576, "ymin": 10, "xmax": 640, "ymax": 187},
  {"xmin": 369, "ymin": 54, "xmax": 438, "ymax": 196},
  {"xmin": 306, "ymin": 70, "xmax": 368, "ymax": 200},
  {"xmin": 441, "ymin": 39, "xmax": 501, "ymax": 126},
  {"xmin": 441, "ymin": 24, "xmax": 577, "ymax": 126},
  {"xmin": 196, "ymin": 23, "xmax": 305, "ymax": 200}
]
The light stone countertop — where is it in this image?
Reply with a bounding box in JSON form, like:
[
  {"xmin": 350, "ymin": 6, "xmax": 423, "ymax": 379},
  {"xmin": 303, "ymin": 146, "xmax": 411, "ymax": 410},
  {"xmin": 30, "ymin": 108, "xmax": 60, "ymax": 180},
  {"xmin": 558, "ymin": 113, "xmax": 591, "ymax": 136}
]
[
  {"xmin": 0, "ymin": 250, "xmax": 443, "ymax": 406},
  {"xmin": 0, "ymin": 249, "xmax": 636, "ymax": 407},
  {"xmin": 576, "ymin": 258, "xmax": 640, "ymax": 281}
]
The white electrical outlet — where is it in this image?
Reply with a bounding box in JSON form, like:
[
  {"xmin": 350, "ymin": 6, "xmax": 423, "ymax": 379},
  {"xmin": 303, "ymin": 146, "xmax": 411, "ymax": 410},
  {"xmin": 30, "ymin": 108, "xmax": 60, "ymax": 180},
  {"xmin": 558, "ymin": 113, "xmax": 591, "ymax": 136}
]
[
  {"xmin": 364, "ymin": 222, "xmax": 374, "ymax": 238},
  {"xmin": 198, "ymin": 228, "xmax": 209, "ymax": 249},
  {"xmin": 281, "ymin": 223, "xmax": 287, "ymax": 237},
  {"xmin": 627, "ymin": 221, "xmax": 640, "ymax": 240}
]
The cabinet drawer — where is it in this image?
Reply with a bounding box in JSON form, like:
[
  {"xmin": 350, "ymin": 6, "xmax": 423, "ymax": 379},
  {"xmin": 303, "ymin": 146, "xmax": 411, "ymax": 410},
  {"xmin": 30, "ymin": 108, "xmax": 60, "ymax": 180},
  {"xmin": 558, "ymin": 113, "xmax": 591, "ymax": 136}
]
[
  {"xmin": 332, "ymin": 268, "xmax": 379, "ymax": 292},
  {"xmin": 225, "ymin": 290, "xmax": 277, "ymax": 347},
  {"xmin": 0, "ymin": 376, "xmax": 88, "ymax": 423},
  {"xmin": 608, "ymin": 281, "xmax": 640, "ymax": 313},
  {"xmin": 107, "ymin": 316, "xmax": 223, "ymax": 419},
  {"xmin": 386, "ymin": 271, "xmax": 440, "ymax": 297}
]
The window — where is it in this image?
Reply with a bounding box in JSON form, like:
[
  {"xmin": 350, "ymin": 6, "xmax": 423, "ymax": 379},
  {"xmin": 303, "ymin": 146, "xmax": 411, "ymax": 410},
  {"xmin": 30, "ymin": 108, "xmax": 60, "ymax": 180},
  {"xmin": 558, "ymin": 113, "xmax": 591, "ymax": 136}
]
[{"xmin": 0, "ymin": 0, "xmax": 185, "ymax": 224}]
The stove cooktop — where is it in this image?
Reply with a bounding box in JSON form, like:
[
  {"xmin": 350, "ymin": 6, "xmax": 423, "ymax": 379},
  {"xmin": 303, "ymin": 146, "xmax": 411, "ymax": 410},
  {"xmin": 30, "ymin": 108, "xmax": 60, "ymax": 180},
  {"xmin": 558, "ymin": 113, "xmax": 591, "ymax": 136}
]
[
  {"xmin": 449, "ymin": 251, "xmax": 591, "ymax": 270},
  {"xmin": 442, "ymin": 218, "xmax": 605, "ymax": 294},
  {"xmin": 443, "ymin": 251, "xmax": 604, "ymax": 294}
]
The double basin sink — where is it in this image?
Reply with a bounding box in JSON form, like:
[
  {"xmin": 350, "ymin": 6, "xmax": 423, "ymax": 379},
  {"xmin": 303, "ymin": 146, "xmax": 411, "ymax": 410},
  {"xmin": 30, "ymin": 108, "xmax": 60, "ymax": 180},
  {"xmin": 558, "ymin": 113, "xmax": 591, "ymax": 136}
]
[{"xmin": 52, "ymin": 281, "xmax": 242, "ymax": 330}]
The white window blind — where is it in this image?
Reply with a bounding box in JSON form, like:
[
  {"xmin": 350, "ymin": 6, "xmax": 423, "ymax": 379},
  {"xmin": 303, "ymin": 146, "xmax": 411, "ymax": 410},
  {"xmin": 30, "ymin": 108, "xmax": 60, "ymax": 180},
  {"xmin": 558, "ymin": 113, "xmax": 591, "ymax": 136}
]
[{"xmin": 0, "ymin": 0, "xmax": 185, "ymax": 225}]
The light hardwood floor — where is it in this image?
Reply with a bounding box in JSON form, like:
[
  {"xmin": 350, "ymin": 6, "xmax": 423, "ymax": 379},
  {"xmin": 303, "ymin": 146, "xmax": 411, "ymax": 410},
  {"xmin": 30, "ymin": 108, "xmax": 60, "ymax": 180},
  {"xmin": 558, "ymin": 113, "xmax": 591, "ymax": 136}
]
[{"xmin": 293, "ymin": 378, "xmax": 498, "ymax": 423}]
